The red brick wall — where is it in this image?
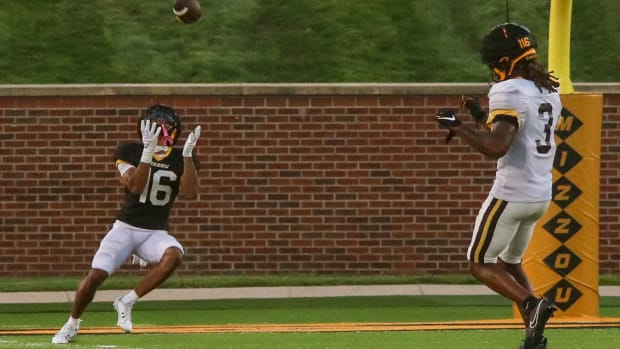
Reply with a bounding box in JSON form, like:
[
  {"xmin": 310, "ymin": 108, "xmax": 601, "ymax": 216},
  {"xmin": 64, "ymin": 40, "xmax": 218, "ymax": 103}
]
[{"xmin": 1, "ymin": 84, "xmax": 618, "ymax": 276}]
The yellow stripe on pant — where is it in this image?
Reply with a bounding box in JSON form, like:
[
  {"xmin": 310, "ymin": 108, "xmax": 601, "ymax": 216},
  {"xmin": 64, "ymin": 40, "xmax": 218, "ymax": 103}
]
[{"xmin": 518, "ymin": 94, "xmax": 602, "ymax": 318}]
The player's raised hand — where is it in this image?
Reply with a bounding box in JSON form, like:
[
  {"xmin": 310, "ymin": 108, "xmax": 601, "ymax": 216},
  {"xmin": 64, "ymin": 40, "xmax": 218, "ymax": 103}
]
[
  {"xmin": 435, "ymin": 109, "xmax": 461, "ymax": 143},
  {"xmin": 461, "ymin": 95, "xmax": 487, "ymax": 124},
  {"xmin": 183, "ymin": 125, "xmax": 201, "ymax": 157},
  {"xmin": 140, "ymin": 119, "xmax": 161, "ymax": 163},
  {"xmin": 436, "ymin": 109, "xmax": 462, "ymax": 128}
]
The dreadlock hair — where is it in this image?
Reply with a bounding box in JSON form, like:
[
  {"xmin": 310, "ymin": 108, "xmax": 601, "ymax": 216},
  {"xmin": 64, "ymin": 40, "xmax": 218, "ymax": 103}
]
[{"xmin": 513, "ymin": 60, "xmax": 560, "ymax": 93}]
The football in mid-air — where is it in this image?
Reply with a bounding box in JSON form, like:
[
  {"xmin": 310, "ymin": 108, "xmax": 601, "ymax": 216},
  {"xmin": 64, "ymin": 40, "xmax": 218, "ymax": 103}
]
[{"xmin": 173, "ymin": 0, "xmax": 202, "ymax": 24}]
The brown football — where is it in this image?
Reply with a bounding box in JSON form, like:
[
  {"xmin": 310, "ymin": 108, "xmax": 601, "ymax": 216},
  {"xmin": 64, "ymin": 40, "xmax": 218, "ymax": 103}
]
[{"xmin": 173, "ymin": 0, "xmax": 202, "ymax": 24}]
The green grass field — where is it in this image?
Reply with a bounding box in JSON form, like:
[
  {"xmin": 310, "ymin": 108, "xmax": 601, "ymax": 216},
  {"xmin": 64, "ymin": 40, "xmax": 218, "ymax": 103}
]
[
  {"xmin": 2, "ymin": 296, "xmax": 620, "ymax": 349},
  {"xmin": 0, "ymin": 0, "xmax": 618, "ymax": 83},
  {"xmin": 6, "ymin": 331, "xmax": 620, "ymax": 349}
]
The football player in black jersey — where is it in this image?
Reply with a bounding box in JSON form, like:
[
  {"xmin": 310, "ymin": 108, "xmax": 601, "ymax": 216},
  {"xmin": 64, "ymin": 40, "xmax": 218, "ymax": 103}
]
[{"xmin": 52, "ymin": 104, "xmax": 201, "ymax": 344}]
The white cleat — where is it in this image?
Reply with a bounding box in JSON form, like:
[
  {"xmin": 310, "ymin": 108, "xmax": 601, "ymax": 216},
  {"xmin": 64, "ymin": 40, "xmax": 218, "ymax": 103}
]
[
  {"xmin": 113, "ymin": 297, "xmax": 134, "ymax": 333},
  {"xmin": 51, "ymin": 320, "xmax": 80, "ymax": 344}
]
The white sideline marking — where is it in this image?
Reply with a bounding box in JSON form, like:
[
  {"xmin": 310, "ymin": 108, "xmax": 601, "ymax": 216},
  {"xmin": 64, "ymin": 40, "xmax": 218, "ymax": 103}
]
[
  {"xmin": 0, "ymin": 285, "xmax": 494, "ymax": 303},
  {"xmin": 2, "ymin": 285, "xmax": 618, "ymax": 304}
]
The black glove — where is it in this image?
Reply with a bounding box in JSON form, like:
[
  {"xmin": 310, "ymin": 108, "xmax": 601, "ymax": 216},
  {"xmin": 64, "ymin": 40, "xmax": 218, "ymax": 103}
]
[
  {"xmin": 435, "ymin": 109, "xmax": 461, "ymax": 143},
  {"xmin": 435, "ymin": 109, "xmax": 461, "ymax": 128},
  {"xmin": 461, "ymin": 95, "xmax": 487, "ymax": 124}
]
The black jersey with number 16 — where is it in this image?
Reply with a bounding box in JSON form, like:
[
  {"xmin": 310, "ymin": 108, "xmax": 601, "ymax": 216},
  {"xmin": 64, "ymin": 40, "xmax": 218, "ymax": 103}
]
[{"xmin": 113, "ymin": 142, "xmax": 185, "ymax": 230}]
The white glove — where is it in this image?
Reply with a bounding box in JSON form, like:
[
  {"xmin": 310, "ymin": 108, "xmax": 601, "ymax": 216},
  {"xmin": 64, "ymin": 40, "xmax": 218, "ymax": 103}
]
[
  {"xmin": 183, "ymin": 125, "xmax": 201, "ymax": 157},
  {"xmin": 140, "ymin": 119, "xmax": 161, "ymax": 163}
]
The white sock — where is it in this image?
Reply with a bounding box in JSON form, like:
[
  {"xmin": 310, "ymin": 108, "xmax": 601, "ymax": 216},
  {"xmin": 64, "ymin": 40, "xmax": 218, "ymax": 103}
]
[
  {"xmin": 68, "ymin": 317, "xmax": 80, "ymax": 325},
  {"xmin": 121, "ymin": 290, "xmax": 139, "ymax": 304}
]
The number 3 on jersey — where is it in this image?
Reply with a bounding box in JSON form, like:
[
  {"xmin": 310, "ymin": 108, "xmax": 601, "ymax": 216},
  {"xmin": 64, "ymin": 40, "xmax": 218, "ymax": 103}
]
[
  {"xmin": 536, "ymin": 102, "xmax": 554, "ymax": 154},
  {"xmin": 139, "ymin": 169, "xmax": 177, "ymax": 206}
]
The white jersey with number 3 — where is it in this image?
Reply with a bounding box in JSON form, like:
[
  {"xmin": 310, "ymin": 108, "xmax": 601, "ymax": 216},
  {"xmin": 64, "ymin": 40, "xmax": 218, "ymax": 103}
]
[{"xmin": 486, "ymin": 78, "xmax": 562, "ymax": 202}]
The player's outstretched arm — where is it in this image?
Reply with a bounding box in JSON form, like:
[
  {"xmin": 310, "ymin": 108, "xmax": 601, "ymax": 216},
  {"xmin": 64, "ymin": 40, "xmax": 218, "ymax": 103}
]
[
  {"xmin": 180, "ymin": 126, "xmax": 201, "ymax": 199},
  {"xmin": 436, "ymin": 109, "xmax": 517, "ymax": 158},
  {"xmin": 120, "ymin": 164, "xmax": 152, "ymax": 194},
  {"xmin": 121, "ymin": 120, "xmax": 161, "ymax": 193},
  {"xmin": 453, "ymin": 121, "xmax": 517, "ymax": 159}
]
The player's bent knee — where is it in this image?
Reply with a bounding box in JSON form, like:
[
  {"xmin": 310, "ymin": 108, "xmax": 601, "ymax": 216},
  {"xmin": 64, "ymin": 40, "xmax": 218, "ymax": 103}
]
[
  {"xmin": 468, "ymin": 261, "xmax": 487, "ymax": 278},
  {"xmin": 161, "ymin": 247, "xmax": 183, "ymax": 269},
  {"xmin": 468, "ymin": 261, "xmax": 477, "ymax": 273},
  {"xmin": 79, "ymin": 269, "xmax": 109, "ymax": 292},
  {"xmin": 87, "ymin": 268, "xmax": 109, "ymax": 283}
]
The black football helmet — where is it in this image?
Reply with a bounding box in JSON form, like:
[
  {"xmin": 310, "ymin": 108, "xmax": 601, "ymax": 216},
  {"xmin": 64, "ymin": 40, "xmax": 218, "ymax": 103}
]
[
  {"xmin": 480, "ymin": 23, "xmax": 538, "ymax": 82},
  {"xmin": 138, "ymin": 104, "xmax": 182, "ymax": 146}
]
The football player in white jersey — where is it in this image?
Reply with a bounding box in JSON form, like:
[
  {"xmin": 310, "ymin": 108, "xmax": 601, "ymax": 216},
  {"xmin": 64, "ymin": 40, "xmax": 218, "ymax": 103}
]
[
  {"xmin": 436, "ymin": 23, "xmax": 561, "ymax": 349},
  {"xmin": 52, "ymin": 104, "xmax": 201, "ymax": 344}
]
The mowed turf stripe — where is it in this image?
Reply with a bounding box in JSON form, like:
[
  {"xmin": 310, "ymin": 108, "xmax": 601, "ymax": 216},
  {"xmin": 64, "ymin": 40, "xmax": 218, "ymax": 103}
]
[{"xmin": 2, "ymin": 318, "xmax": 620, "ymax": 335}]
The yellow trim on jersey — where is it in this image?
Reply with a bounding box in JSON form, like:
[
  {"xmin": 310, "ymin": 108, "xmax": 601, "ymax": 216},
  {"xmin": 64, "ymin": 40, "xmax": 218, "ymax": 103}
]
[
  {"xmin": 153, "ymin": 147, "xmax": 173, "ymax": 161},
  {"xmin": 486, "ymin": 109, "xmax": 521, "ymax": 128},
  {"xmin": 115, "ymin": 159, "xmax": 130, "ymax": 166}
]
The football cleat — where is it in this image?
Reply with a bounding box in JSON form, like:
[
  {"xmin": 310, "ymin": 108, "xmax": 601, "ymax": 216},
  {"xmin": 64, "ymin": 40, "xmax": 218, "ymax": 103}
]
[
  {"xmin": 51, "ymin": 319, "xmax": 81, "ymax": 344},
  {"xmin": 519, "ymin": 335, "xmax": 547, "ymax": 349},
  {"xmin": 113, "ymin": 296, "xmax": 134, "ymax": 333},
  {"xmin": 521, "ymin": 297, "xmax": 556, "ymax": 349}
]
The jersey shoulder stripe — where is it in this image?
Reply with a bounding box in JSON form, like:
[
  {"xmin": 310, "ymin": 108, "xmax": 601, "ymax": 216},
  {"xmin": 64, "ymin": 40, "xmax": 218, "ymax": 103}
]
[{"xmin": 487, "ymin": 108, "xmax": 521, "ymax": 128}]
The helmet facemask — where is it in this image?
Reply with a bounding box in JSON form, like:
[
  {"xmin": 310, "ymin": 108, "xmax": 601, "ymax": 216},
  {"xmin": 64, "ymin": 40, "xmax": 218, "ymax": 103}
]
[{"xmin": 139, "ymin": 105, "xmax": 182, "ymax": 146}]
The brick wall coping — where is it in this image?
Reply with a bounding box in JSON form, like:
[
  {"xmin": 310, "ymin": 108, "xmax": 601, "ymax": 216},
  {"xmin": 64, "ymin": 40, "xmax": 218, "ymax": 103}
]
[{"xmin": 0, "ymin": 83, "xmax": 617, "ymax": 97}]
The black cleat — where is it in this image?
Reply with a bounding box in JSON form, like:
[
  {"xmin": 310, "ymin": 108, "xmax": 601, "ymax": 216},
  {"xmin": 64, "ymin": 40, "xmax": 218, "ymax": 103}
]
[
  {"xmin": 519, "ymin": 335, "xmax": 547, "ymax": 349},
  {"xmin": 522, "ymin": 297, "xmax": 556, "ymax": 349}
]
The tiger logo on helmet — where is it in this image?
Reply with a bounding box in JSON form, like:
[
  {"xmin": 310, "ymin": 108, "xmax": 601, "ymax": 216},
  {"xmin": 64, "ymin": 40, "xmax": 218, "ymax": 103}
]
[
  {"xmin": 138, "ymin": 104, "xmax": 182, "ymax": 146},
  {"xmin": 480, "ymin": 23, "xmax": 538, "ymax": 82}
]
